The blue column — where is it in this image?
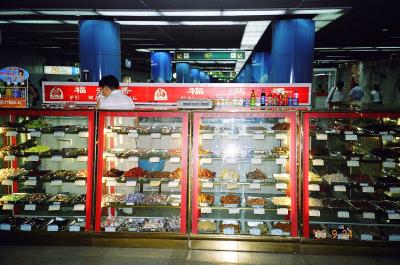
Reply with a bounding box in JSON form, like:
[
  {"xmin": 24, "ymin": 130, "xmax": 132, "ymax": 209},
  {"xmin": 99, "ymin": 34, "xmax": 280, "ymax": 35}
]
[
  {"xmin": 236, "ymin": 71, "xmax": 245, "ymax": 83},
  {"xmin": 176, "ymin": 63, "xmax": 191, "ymax": 83},
  {"xmin": 151, "ymin": 51, "xmax": 172, "ymax": 83},
  {"xmin": 190, "ymin": 68, "xmax": 200, "ymax": 83},
  {"xmin": 199, "ymin": 71, "xmax": 207, "ymax": 83},
  {"xmin": 270, "ymin": 19, "xmax": 315, "ymax": 83},
  {"xmin": 79, "ymin": 20, "xmax": 121, "ymax": 81},
  {"xmin": 252, "ymin": 52, "xmax": 270, "ymax": 83},
  {"xmin": 243, "ymin": 64, "xmax": 253, "ymax": 83}
]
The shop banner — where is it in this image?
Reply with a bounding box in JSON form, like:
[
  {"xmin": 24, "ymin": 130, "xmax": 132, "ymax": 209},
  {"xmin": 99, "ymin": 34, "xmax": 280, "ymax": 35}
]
[
  {"xmin": 42, "ymin": 82, "xmax": 311, "ymax": 105},
  {"xmin": 0, "ymin": 66, "xmax": 29, "ymax": 84},
  {"xmin": 0, "ymin": 97, "xmax": 27, "ymax": 108},
  {"xmin": 44, "ymin": 66, "xmax": 80, "ymax": 76}
]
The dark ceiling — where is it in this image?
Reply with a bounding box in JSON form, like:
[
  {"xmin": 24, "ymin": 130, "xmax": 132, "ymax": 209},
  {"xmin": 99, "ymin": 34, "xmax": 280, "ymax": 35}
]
[{"xmin": 0, "ymin": 0, "xmax": 399, "ymax": 74}]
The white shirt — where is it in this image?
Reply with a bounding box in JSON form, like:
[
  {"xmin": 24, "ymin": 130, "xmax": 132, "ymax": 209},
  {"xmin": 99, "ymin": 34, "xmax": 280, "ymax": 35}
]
[
  {"xmin": 99, "ymin": 90, "xmax": 135, "ymax": 110},
  {"xmin": 325, "ymin": 86, "xmax": 344, "ymax": 107},
  {"xmin": 371, "ymin": 90, "xmax": 382, "ymax": 103}
]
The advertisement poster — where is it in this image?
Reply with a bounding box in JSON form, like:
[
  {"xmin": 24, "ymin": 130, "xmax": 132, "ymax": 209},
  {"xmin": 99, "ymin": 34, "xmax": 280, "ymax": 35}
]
[{"xmin": 0, "ymin": 66, "xmax": 29, "ymax": 84}]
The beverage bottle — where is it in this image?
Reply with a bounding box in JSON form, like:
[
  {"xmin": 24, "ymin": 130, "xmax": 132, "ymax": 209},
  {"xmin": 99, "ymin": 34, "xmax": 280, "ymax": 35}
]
[
  {"xmin": 250, "ymin": 90, "xmax": 256, "ymax": 107},
  {"xmin": 12, "ymin": 87, "xmax": 21, "ymax": 98},
  {"xmin": 260, "ymin": 89, "xmax": 266, "ymax": 106},
  {"xmin": 293, "ymin": 90, "xmax": 299, "ymax": 106},
  {"xmin": 288, "ymin": 96, "xmax": 293, "ymax": 106},
  {"xmin": 267, "ymin": 93, "xmax": 272, "ymax": 106}
]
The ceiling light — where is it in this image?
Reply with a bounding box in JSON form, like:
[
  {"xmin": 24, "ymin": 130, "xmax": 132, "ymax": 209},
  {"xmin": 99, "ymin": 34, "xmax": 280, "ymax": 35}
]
[
  {"xmin": 136, "ymin": 49, "xmax": 150, "ymax": 52},
  {"xmin": 376, "ymin": 46, "xmax": 400, "ymax": 49},
  {"xmin": 0, "ymin": 21, "xmax": 10, "ymax": 24},
  {"xmin": 342, "ymin": 47, "xmax": 374, "ymax": 49},
  {"xmin": 10, "ymin": 20, "xmax": 63, "ymax": 24},
  {"xmin": 179, "ymin": 21, "xmax": 246, "ymax": 25},
  {"xmin": 160, "ymin": 10, "xmax": 222, "ymax": 16},
  {"xmin": 315, "ymin": 47, "xmax": 341, "ymax": 50},
  {"xmin": 121, "ymin": 37, "xmax": 155, "ymax": 40},
  {"xmin": 0, "ymin": 10, "xmax": 35, "ymax": 15},
  {"xmin": 117, "ymin": 21, "xmax": 170, "ymax": 25},
  {"xmin": 97, "ymin": 10, "xmax": 160, "ymax": 16},
  {"xmin": 290, "ymin": 8, "xmax": 343, "ymax": 15},
  {"xmin": 130, "ymin": 43, "xmax": 165, "ymax": 46},
  {"xmin": 63, "ymin": 20, "xmax": 79, "ymax": 24},
  {"xmin": 222, "ymin": 9, "xmax": 286, "ymax": 16},
  {"xmin": 37, "ymin": 10, "xmax": 98, "ymax": 16}
]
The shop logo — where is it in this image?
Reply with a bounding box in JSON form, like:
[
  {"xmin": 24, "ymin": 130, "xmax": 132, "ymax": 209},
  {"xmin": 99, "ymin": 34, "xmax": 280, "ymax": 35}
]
[
  {"xmin": 154, "ymin": 88, "xmax": 168, "ymax": 101},
  {"xmin": 50, "ymin": 87, "xmax": 64, "ymax": 100}
]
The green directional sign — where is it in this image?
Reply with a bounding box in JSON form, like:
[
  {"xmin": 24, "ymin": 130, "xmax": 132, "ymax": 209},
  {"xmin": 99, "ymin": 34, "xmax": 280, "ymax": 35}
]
[
  {"xmin": 207, "ymin": 71, "xmax": 236, "ymax": 78},
  {"xmin": 175, "ymin": 51, "xmax": 245, "ymax": 61}
]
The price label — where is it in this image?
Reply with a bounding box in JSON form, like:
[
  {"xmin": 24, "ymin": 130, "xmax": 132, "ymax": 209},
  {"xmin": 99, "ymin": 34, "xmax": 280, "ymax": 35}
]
[
  {"xmin": 201, "ymin": 207, "xmax": 212, "ymax": 214},
  {"xmin": 149, "ymin": 157, "xmax": 160, "ymax": 163},
  {"xmin": 47, "ymin": 225, "xmax": 59, "ymax": 232},
  {"xmin": 69, "ymin": 225, "xmax": 81, "ymax": 232},
  {"xmin": 337, "ymin": 211, "xmax": 349, "ymax": 218},
  {"xmin": 361, "ymin": 234, "xmax": 373, "ymax": 241},
  {"xmin": 334, "ymin": 185, "xmax": 346, "ymax": 192},
  {"xmin": 363, "ymin": 212, "xmax": 375, "ymax": 219},
  {"xmin": 382, "ymin": 134, "xmax": 394, "ymax": 141},
  {"xmin": 345, "ymin": 134, "xmax": 357, "ymax": 141},
  {"xmin": 105, "ymin": 226, "xmax": 116, "ymax": 232},
  {"xmin": 275, "ymin": 133, "xmax": 286, "ymax": 140},
  {"xmin": 73, "ymin": 204, "xmax": 85, "ymax": 211},
  {"xmin": 129, "ymin": 129, "xmax": 137, "ymax": 133},
  {"xmin": 226, "ymin": 158, "xmax": 237, "ymax": 164},
  {"xmin": 78, "ymin": 131, "xmax": 89, "ymax": 138},
  {"xmin": 202, "ymin": 182, "xmax": 214, "ymax": 189},
  {"xmin": 202, "ymin": 134, "xmax": 214, "ymax": 140},
  {"xmin": 50, "ymin": 180, "xmax": 63, "ymax": 186},
  {"xmin": 251, "ymin": 158, "xmax": 262, "ymax": 165},
  {"xmin": 170, "ymin": 157, "xmax": 181, "ymax": 163},
  {"xmin": 271, "ymin": 229, "xmax": 283, "ymax": 236},
  {"xmin": 28, "ymin": 155, "xmax": 39, "ymax": 162},
  {"xmin": 106, "ymin": 180, "xmax": 117, "ymax": 187},
  {"xmin": 150, "ymin": 133, "xmax": 161, "ymax": 139},
  {"xmin": 1, "ymin": 179, "xmax": 13, "ymax": 186},
  {"xmin": 309, "ymin": 210, "xmax": 320, "ymax": 217},
  {"xmin": 199, "ymin": 202, "xmax": 208, "ymax": 207},
  {"xmin": 126, "ymin": 180, "xmax": 137, "ymax": 187},
  {"xmin": 249, "ymin": 183, "xmax": 261, "ymax": 190},
  {"xmin": 107, "ymin": 132, "xmax": 117, "ymax": 137},
  {"xmin": 29, "ymin": 131, "xmax": 41, "ymax": 138},
  {"xmin": 106, "ymin": 156, "xmax": 117, "ymax": 162},
  {"xmin": 249, "ymin": 228, "xmax": 261, "ymax": 236},
  {"xmin": 0, "ymin": 224, "xmax": 11, "ymax": 231},
  {"xmin": 223, "ymin": 227, "xmax": 235, "ymax": 235},
  {"xmin": 383, "ymin": 161, "xmax": 396, "ymax": 168},
  {"xmin": 344, "ymin": 131, "xmax": 353, "ymax": 135},
  {"xmin": 308, "ymin": 184, "xmax": 320, "ymax": 192},
  {"xmin": 276, "ymin": 183, "xmax": 288, "ymax": 190},
  {"xmin": 2, "ymin": 204, "xmax": 14, "ymax": 210},
  {"xmin": 200, "ymin": 158, "xmax": 212, "ymax": 165},
  {"xmin": 74, "ymin": 180, "xmax": 86, "ymax": 186},
  {"xmin": 128, "ymin": 156, "xmax": 139, "ymax": 162},
  {"xmin": 51, "ymin": 155, "xmax": 63, "ymax": 162},
  {"xmin": 228, "ymin": 208, "xmax": 240, "ymax": 214},
  {"xmin": 362, "ymin": 186, "xmax": 375, "ymax": 193},
  {"xmin": 24, "ymin": 204, "xmax": 36, "ymax": 211},
  {"xmin": 150, "ymin": 181, "xmax": 161, "ymax": 187},
  {"xmin": 276, "ymin": 158, "xmax": 287, "ymax": 165},
  {"xmin": 388, "ymin": 213, "xmax": 400, "ymax": 220},
  {"xmin": 54, "ymin": 131, "xmax": 65, "ymax": 137},
  {"xmin": 312, "ymin": 159, "xmax": 324, "ymax": 166},
  {"xmin": 253, "ymin": 134, "xmax": 265, "ymax": 140},
  {"xmin": 389, "ymin": 235, "xmax": 400, "ymax": 241},
  {"xmin": 25, "ymin": 179, "xmax": 37, "ymax": 186},
  {"xmin": 389, "ymin": 187, "xmax": 400, "ymax": 193},
  {"xmin": 277, "ymin": 208, "xmax": 289, "ymax": 215},
  {"xmin": 4, "ymin": 155, "xmax": 16, "ymax": 161},
  {"xmin": 171, "ymin": 133, "xmax": 181, "ymax": 139},
  {"xmin": 20, "ymin": 224, "xmax": 32, "ymax": 231},
  {"xmin": 77, "ymin": 156, "xmax": 88, "ymax": 162},
  {"xmin": 168, "ymin": 181, "xmax": 179, "ymax": 188},
  {"xmin": 49, "ymin": 204, "xmax": 61, "ymax": 211},
  {"xmin": 6, "ymin": 131, "xmax": 17, "ymax": 137},
  {"xmin": 254, "ymin": 208, "xmax": 265, "ymax": 215},
  {"xmin": 128, "ymin": 132, "xmax": 139, "ymax": 138},
  {"xmin": 226, "ymin": 183, "xmax": 238, "ymax": 190},
  {"xmin": 316, "ymin": 133, "xmax": 328, "ymax": 140},
  {"xmin": 347, "ymin": 160, "xmax": 359, "ymax": 167},
  {"xmin": 228, "ymin": 134, "xmax": 240, "ymax": 140}
]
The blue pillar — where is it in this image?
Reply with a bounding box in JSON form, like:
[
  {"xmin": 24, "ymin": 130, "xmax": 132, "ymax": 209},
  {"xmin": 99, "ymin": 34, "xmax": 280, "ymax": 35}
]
[
  {"xmin": 176, "ymin": 63, "xmax": 191, "ymax": 83},
  {"xmin": 151, "ymin": 51, "xmax": 172, "ymax": 83},
  {"xmin": 79, "ymin": 20, "xmax": 121, "ymax": 81},
  {"xmin": 199, "ymin": 71, "xmax": 207, "ymax": 83},
  {"xmin": 252, "ymin": 52, "xmax": 270, "ymax": 83},
  {"xmin": 190, "ymin": 68, "xmax": 200, "ymax": 83},
  {"xmin": 243, "ymin": 64, "xmax": 253, "ymax": 83},
  {"xmin": 236, "ymin": 71, "xmax": 245, "ymax": 83},
  {"xmin": 270, "ymin": 19, "xmax": 315, "ymax": 83}
]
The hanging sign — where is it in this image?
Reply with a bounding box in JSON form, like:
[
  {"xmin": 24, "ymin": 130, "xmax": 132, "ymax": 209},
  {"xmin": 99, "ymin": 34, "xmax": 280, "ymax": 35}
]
[{"xmin": 0, "ymin": 66, "xmax": 29, "ymax": 83}]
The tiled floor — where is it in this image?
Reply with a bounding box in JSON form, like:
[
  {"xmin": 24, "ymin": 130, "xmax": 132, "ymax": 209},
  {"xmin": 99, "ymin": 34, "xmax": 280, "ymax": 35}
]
[{"xmin": 0, "ymin": 246, "xmax": 399, "ymax": 265}]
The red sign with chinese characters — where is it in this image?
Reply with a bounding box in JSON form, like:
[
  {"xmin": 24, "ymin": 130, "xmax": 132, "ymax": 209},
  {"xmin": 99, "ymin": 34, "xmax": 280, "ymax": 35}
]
[
  {"xmin": 0, "ymin": 97, "xmax": 26, "ymax": 108},
  {"xmin": 42, "ymin": 82, "xmax": 311, "ymax": 105}
]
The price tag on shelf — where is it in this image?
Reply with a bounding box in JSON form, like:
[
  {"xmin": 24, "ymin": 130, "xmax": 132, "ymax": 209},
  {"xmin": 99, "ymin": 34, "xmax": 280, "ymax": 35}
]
[
  {"xmin": 128, "ymin": 132, "xmax": 139, "ymax": 138},
  {"xmin": 105, "ymin": 226, "xmax": 116, "ymax": 232},
  {"xmin": 170, "ymin": 157, "xmax": 181, "ymax": 163},
  {"xmin": 73, "ymin": 204, "xmax": 85, "ymax": 211},
  {"xmin": 69, "ymin": 225, "xmax": 81, "ymax": 232},
  {"xmin": 277, "ymin": 208, "xmax": 289, "ymax": 215},
  {"xmin": 382, "ymin": 134, "xmax": 394, "ymax": 142},
  {"xmin": 24, "ymin": 204, "xmax": 36, "ymax": 211},
  {"xmin": 379, "ymin": 131, "xmax": 389, "ymax": 135},
  {"xmin": 254, "ymin": 208, "xmax": 265, "ymax": 215},
  {"xmin": 106, "ymin": 180, "xmax": 117, "ymax": 187},
  {"xmin": 389, "ymin": 235, "xmax": 400, "ymax": 241},
  {"xmin": 276, "ymin": 158, "xmax": 287, "ymax": 165},
  {"xmin": 168, "ymin": 181, "xmax": 180, "ymax": 188},
  {"xmin": 51, "ymin": 155, "xmax": 63, "ymax": 162},
  {"xmin": 200, "ymin": 158, "xmax": 212, "ymax": 165},
  {"xmin": 226, "ymin": 183, "xmax": 238, "ymax": 190},
  {"xmin": 228, "ymin": 134, "xmax": 240, "ymax": 140},
  {"xmin": 388, "ymin": 213, "xmax": 400, "ymax": 220},
  {"xmin": 202, "ymin": 182, "xmax": 214, "ymax": 189},
  {"xmin": 128, "ymin": 156, "xmax": 139, "ymax": 162},
  {"xmin": 150, "ymin": 181, "xmax": 161, "ymax": 187},
  {"xmin": 49, "ymin": 204, "xmax": 61, "ymax": 211},
  {"xmin": 383, "ymin": 161, "xmax": 396, "ymax": 168},
  {"xmin": 249, "ymin": 183, "xmax": 261, "ymax": 190},
  {"xmin": 309, "ymin": 210, "xmax": 320, "ymax": 217},
  {"xmin": 54, "ymin": 131, "xmax": 65, "ymax": 138},
  {"xmin": 126, "ymin": 180, "xmax": 137, "ymax": 187},
  {"xmin": 253, "ymin": 134, "xmax": 265, "ymax": 140},
  {"xmin": 171, "ymin": 133, "xmax": 181, "ymax": 139},
  {"xmin": 251, "ymin": 158, "xmax": 262, "ymax": 165},
  {"xmin": 271, "ymin": 229, "xmax": 283, "ymax": 236},
  {"xmin": 226, "ymin": 158, "xmax": 237, "ymax": 164},
  {"xmin": 50, "ymin": 180, "xmax": 63, "ymax": 186},
  {"xmin": 149, "ymin": 157, "xmax": 160, "ymax": 163},
  {"xmin": 308, "ymin": 184, "xmax": 320, "ymax": 192},
  {"xmin": 74, "ymin": 180, "xmax": 86, "ymax": 186},
  {"xmin": 275, "ymin": 133, "xmax": 286, "ymax": 140},
  {"xmin": 107, "ymin": 132, "xmax": 117, "ymax": 138},
  {"xmin": 0, "ymin": 224, "xmax": 11, "ymax": 231},
  {"xmin": 361, "ymin": 234, "xmax": 373, "ymax": 241},
  {"xmin": 312, "ymin": 159, "xmax": 324, "ymax": 166},
  {"xmin": 223, "ymin": 227, "xmax": 235, "ymax": 235},
  {"xmin": 249, "ymin": 228, "xmax": 261, "ymax": 236},
  {"xmin": 345, "ymin": 134, "xmax": 357, "ymax": 141},
  {"xmin": 200, "ymin": 207, "xmax": 212, "ymax": 214},
  {"xmin": 20, "ymin": 224, "xmax": 32, "ymax": 232},
  {"xmin": 276, "ymin": 183, "xmax": 288, "ymax": 190},
  {"xmin": 77, "ymin": 156, "xmax": 88, "ymax": 162},
  {"xmin": 316, "ymin": 133, "xmax": 328, "ymax": 141},
  {"xmin": 389, "ymin": 187, "xmax": 400, "ymax": 193},
  {"xmin": 149, "ymin": 133, "xmax": 161, "ymax": 139},
  {"xmin": 362, "ymin": 186, "xmax": 374, "ymax": 193},
  {"xmin": 6, "ymin": 131, "xmax": 17, "ymax": 137},
  {"xmin": 129, "ymin": 129, "xmax": 137, "ymax": 133},
  {"xmin": 78, "ymin": 131, "xmax": 89, "ymax": 138},
  {"xmin": 2, "ymin": 204, "xmax": 14, "ymax": 210},
  {"xmin": 29, "ymin": 131, "xmax": 41, "ymax": 138},
  {"xmin": 202, "ymin": 134, "xmax": 214, "ymax": 140},
  {"xmin": 363, "ymin": 212, "xmax": 375, "ymax": 219},
  {"xmin": 344, "ymin": 131, "xmax": 353, "ymax": 135},
  {"xmin": 199, "ymin": 202, "xmax": 208, "ymax": 207},
  {"xmin": 1, "ymin": 179, "xmax": 13, "ymax": 186},
  {"xmin": 347, "ymin": 160, "xmax": 359, "ymax": 167},
  {"xmin": 4, "ymin": 155, "xmax": 16, "ymax": 161},
  {"xmin": 27, "ymin": 155, "xmax": 39, "ymax": 162},
  {"xmin": 228, "ymin": 208, "xmax": 240, "ymax": 214},
  {"xmin": 334, "ymin": 185, "xmax": 346, "ymax": 192},
  {"xmin": 106, "ymin": 156, "xmax": 118, "ymax": 162},
  {"xmin": 25, "ymin": 179, "xmax": 37, "ymax": 186},
  {"xmin": 337, "ymin": 211, "xmax": 349, "ymax": 218},
  {"xmin": 47, "ymin": 225, "xmax": 59, "ymax": 232}
]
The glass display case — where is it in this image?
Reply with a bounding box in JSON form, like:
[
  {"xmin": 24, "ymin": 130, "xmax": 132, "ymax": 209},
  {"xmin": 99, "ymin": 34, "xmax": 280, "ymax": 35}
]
[
  {"xmin": 191, "ymin": 111, "xmax": 297, "ymax": 237},
  {"xmin": 0, "ymin": 109, "xmax": 95, "ymax": 232},
  {"xmin": 303, "ymin": 111, "xmax": 400, "ymax": 242},
  {"xmin": 95, "ymin": 110, "xmax": 189, "ymax": 233}
]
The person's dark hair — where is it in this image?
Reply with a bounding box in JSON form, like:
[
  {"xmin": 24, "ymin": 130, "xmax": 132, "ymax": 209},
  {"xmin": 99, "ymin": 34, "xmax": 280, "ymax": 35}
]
[
  {"xmin": 336, "ymin": 80, "xmax": 344, "ymax": 89},
  {"xmin": 373, "ymin": 84, "xmax": 380, "ymax": 91},
  {"xmin": 99, "ymin": 75, "xmax": 119, "ymax": 90}
]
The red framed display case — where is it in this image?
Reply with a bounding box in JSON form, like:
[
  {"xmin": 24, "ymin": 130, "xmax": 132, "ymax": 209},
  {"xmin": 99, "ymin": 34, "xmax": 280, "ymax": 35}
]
[
  {"xmin": 302, "ymin": 111, "xmax": 400, "ymax": 241},
  {"xmin": 0, "ymin": 109, "xmax": 95, "ymax": 232},
  {"xmin": 191, "ymin": 111, "xmax": 298, "ymax": 237},
  {"xmin": 95, "ymin": 110, "xmax": 189, "ymax": 233}
]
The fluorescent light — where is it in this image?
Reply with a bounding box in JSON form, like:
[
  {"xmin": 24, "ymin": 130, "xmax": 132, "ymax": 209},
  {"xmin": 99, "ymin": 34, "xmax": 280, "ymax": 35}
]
[
  {"xmin": 223, "ymin": 9, "xmax": 286, "ymax": 16},
  {"xmin": 10, "ymin": 20, "xmax": 63, "ymax": 24},
  {"xmin": 313, "ymin": 13, "xmax": 343, "ymax": 21},
  {"xmin": 160, "ymin": 10, "xmax": 222, "ymax": 16},
  {"xmin": 117, "ymin": 21, "xmax": 170, "ymax": 25},
  {"xmin": 136, "ymin": 49, "xmax": 150, "ymax": 52},
  {"xmin": 63, "ymin": 20, "xmax": 79, "ymax": 24},
  {"xmin": 376, "ymin": 46, "xmax": 400, "ymax": 49},
  {"xmin": 315, "ymin": 47, "xmax": 341, "ymax": 50},
  {"xmin": 37, "ymin": 10, "xmax": 98, "ymax": 16},
  {"xmin": 0, "ymin": 21, "xmax": 10, "ymax": 24},
  {"xmin": 0, "ymin": 10, "xmax": 35, "ymax": 15},
  {"xmin": 342, "ymin": 47, "xmax": 374, "ymax": 49},
  {"xmin": 130, "ymin": 43, "xmax": 165, "ymax": 46},
  {"xmin": 97, "ymin": 10, "xmax": 160, "ymax": 16},
  {"xmin": 348, "ymin": 49, "xmax": 378, "ymax": 52},
  {"xmin": 179, "ymin": 21, "xmax": 246, "ymax": 25},
  {"xmin": 121, "ymin": 37, "xmax": 155, "ymax": 40},
  {"xmin": 290, "ymin": 8, "xmax": 343, "ymax": 15}
]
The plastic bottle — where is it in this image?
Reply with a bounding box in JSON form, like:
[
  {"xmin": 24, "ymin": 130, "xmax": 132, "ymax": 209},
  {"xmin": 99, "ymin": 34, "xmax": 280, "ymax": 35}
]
[
  {"xmin": 260, "ymin": 89, "xmax": 266, "ymax": 107},
  {"xmin": 293, "ymin": 90, "xmax": 299, "ymax": 106},
  {"xmin": 250, "ymin": 90, "xmax": 256, "ymax": 107},
  {"xmin": 288, "ymin": 96, "xmax": 293, "ymax": 106}
]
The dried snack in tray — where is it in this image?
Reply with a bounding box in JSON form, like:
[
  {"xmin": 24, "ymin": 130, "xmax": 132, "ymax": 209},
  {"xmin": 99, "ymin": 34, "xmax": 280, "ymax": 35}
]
[
  {"xmin": 348, "ymin": 174, "xmax": 376, "ymax": 186},
  {"xmin": 247, "ymin": 222, "xmax": 269, "ymax": 236},
  {"xmin": 24, "ymin": 145, "xmax": 51, "ymax": 154},
  {"xmin": 21, "ymin": 193, "xmax": 51, "ymax": 204},
  {"xmin": 349, "ymin": 200, "xmax": 376, "ymax": 212},
  {"xmin": 161, "ymin": 126, "xmax": 171, "ymax": 135},
  {"xmin": 219, "ymin": 222, "xmax": 241, "ymax": 233},
  {"xmin": 199, "ymin": 124, "xmax": 215, "ymax": 132},
  {"xmin": 76, "ymin": 148, "xmax": 88, "ymax": 156},
  {"xmin": 0, "ymin": 193, "xmax": 26, "ymax": 202},
  {"xmin": 73, "ymin": 194, "xmax": 86, "ymax": 204},
  {"xmin": 47, "ymin": 217, "xmax": 72, "ymax": 231},
  {"xmin": 309, "ymin": 198, "xmax": 323, "ymax": 208},
  {"xmin": 48, "ymin": 193, "xmax": 72, "ymax": 204},
  {"xmin": 273, "ymin": 222, "xmax": 291, "ymax": 233},
  {"xmin": 142, "ymin": 219, "xmax": 165, "ymax": 232},
  {"xmin": 123, "ymin": 167, "xmax": 146, "ymax": 178},
  {"xmin": 220, "ymin": 169, "xmax": 240, "ymax": 181},
  {"xmin": 246, "ymin": 169, "xmax": 267, "ymax": 180},
  {"xmin": 375, "ymin": 175, "xmax": 400, "ymax": 186},
  {"xmin": 199, "ymin": 168, "xmax": 216, "ymax": 179},
  {"xmin": 50, "ymin": 170, "xmax": 77, "ymax": 180},
  {"xmin": 322, "ymin": 173, "xmax": 348, "ymax": 185},
  {"xmin": 0, "ymin": 216, "xmax": 26, "ymax": 229},
  {"xmin": 141, "ymin": 193, "xmax": 169, "ymax": 205},
  {"xmin": 371, "ymin": 200, "xmax": 398, "ymax": 211},
  {"xmin": 149, "ymin": 126, "xmax": 162, "ymax": 134},
  {"xmin": 104, "ymin": 194, "xmax": 127, "ymax": 203},
  {"xmin": 76, "ymin": 170, "xmax": 87, "ymax": 178},
  {"xmin": 220, "ymin": 194, "xmax": 241, "ymax": 205},
  {"xmin": 198, "ymin": 220, "xmax": 217, "ymax": 232},
  {"xmin": 102, "ymin": 216, "xmax": 125, "ymax": 229},
  {"xmin": 309, "ymin": 172, "xmax": 322, "ymax": 182},
  {"xmin": 25, "ymin": 119, "xmax": 50, "ymax": 129},
  {"xmin": 170, "ymin": 168, "xmax": 182, "ymax": 180},
  {"xmin": 125, "ymin": 194, "xmax": 145, "ymax": 205},
  {"xmin": 272, "ymin": 146, "xmax": 289, "ymax": 155},
  {"xmin": 371, "ymin": 148, "xmax": 400, "ymax": 159},
  {"xmin": 199, "ymin": 147, "xmax": 213, "ymax": 155},
  {"xmin": 272, "ymin": 197, "xmax": 291, "ymax": 207},
  {"xmin": 198, "ymin": 193, "xmax": 214, "ymax": 205},
  {"xmin": 167, "ymin": 148, "xmax": 181, "ymax": 157},
  {"xmin": 146, "ymin": 171, "xmax": 170, "ymax": 179},
  {"xmin": 105, "ymin": 168, "xmax": 124, "ymax": 178},
  {"xmin": 272, "ymin": 123, "xmax": 290, "ymax": 130},
  {"xmin": 321, "ymin": 198, "xmax": 351, "ymax": 210},
  {"xmin": 247, "ymin": 197, "xmax": 266, "ymax": 206},
  {"xmin": 0, "ymin": 168, "xmax": 28, "ymax": 181},
  {"xmin": 356, "ymin": 226, "xmax": 381, "ymax": 239},
  {"xmin": 22, "ymin": 217, "xmax": 48, "ymax": 231}
]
